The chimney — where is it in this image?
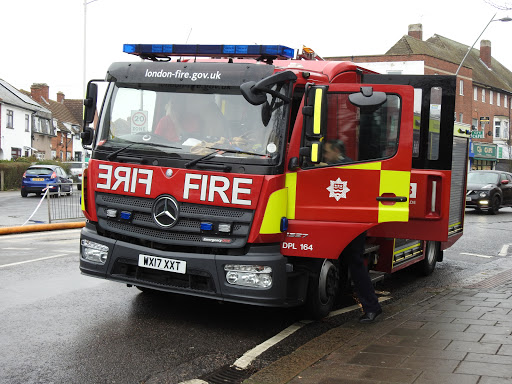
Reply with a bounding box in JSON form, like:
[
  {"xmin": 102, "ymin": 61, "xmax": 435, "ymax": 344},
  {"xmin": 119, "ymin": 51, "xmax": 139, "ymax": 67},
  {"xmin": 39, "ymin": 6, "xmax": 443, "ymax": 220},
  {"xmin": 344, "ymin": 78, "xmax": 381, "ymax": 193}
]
[
  {"xmin": 30, "ymin": 83, "xmax": 50, "ymax": 104},
  {"xmin": 57, "ymin": 91, "xmax": 65, "ymax": 103},
  {"xmin": 480, "ymin": 40, "xmax": 492, "ymax": 68},
  {"xmin": 408, "ymin": 23, "xmax": 423, "ymax": 40}
]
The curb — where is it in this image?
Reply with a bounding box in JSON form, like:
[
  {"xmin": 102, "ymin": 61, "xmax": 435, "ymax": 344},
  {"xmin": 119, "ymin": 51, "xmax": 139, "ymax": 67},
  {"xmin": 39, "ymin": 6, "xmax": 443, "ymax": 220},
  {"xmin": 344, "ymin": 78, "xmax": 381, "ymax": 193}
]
[{"xmin": 0, "ymin": 221, "xmax": 85, "ymax": 235}]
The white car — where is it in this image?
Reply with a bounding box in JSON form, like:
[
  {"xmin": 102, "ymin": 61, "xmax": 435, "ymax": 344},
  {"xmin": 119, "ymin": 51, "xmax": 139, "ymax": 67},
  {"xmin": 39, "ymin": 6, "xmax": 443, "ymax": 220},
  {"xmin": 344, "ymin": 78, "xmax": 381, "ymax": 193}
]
[{"xmin": 64, "ymin": 161, "xmax": 87, "ymax": 190}]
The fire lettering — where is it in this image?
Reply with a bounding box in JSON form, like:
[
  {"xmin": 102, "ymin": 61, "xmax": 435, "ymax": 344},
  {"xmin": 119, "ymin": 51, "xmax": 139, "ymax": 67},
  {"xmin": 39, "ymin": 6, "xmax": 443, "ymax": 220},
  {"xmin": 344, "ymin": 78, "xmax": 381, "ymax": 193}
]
[
  {"xmin": 96, "ymin": 164, "xmax": 153, "ymax": 195},
  {"xmin": 183, "ymin": 173, "xmax": 252, "ymax": 205}
]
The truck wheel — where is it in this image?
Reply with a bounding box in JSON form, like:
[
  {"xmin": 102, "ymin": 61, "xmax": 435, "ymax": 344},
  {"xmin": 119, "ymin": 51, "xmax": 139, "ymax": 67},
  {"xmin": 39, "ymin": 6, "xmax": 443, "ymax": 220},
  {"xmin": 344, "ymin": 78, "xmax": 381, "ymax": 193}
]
[
  {"xmin": 304, "ymin": 259, "xmax": 339, "ymax": 319},
  {"xmin": 417, "ymin": 241, "xmax": 439, "ymax": 276},
  {"xmin": 487, "ymin": 195, "xmax": 501, "ymax": 215}
]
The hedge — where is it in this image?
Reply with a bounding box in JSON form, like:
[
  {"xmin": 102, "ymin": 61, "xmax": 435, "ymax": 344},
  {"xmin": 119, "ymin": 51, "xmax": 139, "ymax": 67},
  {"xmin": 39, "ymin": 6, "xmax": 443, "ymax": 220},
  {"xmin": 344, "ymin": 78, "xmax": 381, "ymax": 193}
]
[{"xmin": 0, "ymin": 158, "xmax": 71, "ymax": 191}]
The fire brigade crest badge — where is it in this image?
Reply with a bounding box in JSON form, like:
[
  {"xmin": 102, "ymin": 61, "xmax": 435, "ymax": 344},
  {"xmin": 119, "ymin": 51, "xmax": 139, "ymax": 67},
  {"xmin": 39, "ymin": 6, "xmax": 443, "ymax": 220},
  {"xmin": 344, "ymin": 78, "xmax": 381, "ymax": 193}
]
[{"xmin": 326, "ymin": 178, "xmax": 350, "ymax": 201}]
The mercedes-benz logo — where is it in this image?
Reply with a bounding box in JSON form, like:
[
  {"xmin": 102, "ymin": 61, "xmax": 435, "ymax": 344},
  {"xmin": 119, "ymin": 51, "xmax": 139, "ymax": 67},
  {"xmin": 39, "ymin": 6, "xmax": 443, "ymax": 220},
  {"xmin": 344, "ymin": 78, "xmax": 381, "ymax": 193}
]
[{"xmin": 152, "ymin": 195, "xmax": 179, "ymax": 228}]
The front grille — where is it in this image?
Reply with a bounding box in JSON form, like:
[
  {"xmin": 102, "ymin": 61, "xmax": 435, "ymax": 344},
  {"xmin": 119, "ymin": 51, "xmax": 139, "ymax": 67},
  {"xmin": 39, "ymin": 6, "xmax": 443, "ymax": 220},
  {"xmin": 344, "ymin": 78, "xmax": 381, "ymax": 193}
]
[{"xmin": 96, "ymin": 192, "xmax": 253, "ymax": 248}]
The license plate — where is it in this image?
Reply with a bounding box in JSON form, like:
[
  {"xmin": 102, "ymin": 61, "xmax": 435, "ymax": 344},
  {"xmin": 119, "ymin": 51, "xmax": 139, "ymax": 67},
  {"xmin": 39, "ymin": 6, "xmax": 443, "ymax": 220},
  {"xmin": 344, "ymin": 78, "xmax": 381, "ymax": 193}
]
[
  {"xmin": 466, "ymin": 197, "xmax": 471, "ymax": 201},
  {"xmin": 33, "ymin": 178, "xmax": 44, "ymax": 181},
  {"xmin": 138, "ymin": 254, "xmax": 186, "ymax": 274}
]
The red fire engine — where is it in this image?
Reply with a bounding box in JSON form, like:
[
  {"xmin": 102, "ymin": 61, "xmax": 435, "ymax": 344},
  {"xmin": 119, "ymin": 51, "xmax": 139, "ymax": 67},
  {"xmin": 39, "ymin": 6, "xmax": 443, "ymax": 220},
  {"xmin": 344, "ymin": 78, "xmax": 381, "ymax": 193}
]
[{"xmin": 80, "ymin": 44, "xmax": 469, "ymax": 318}]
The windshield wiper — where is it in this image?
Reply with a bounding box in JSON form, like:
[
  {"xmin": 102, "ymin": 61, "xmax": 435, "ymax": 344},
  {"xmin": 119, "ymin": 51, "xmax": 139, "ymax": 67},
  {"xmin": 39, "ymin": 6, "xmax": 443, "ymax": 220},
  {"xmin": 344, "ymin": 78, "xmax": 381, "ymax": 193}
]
[
  {"xmin": 185, "ymin": 147, "xmax": 266, "ymax": 169},
  {"xmin": 107, "ymin": 143, "xmax": 135, "ymax": 161},
  {"xmin": 106, "ymin": 142, "xmax": 181, "ymax": 161},
  {"xmin": 185, "ymin": 149, "xmax": 225, "ymax": 168}
]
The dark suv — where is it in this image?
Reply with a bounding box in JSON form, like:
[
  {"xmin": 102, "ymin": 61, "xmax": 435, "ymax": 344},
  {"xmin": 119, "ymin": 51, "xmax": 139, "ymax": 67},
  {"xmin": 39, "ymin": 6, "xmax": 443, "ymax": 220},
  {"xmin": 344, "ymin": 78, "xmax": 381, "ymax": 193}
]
[{"xmin": 466, "ymin": 170, "xmax": 512, "ymax": 214}]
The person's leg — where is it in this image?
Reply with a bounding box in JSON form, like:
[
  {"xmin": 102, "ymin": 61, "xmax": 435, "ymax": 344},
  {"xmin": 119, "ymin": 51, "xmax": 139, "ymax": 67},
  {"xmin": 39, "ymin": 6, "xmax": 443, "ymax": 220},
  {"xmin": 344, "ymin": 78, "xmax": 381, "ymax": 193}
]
[{"xmin": 343, "ymin": 232, "xmax": 381, "ymax": 314}]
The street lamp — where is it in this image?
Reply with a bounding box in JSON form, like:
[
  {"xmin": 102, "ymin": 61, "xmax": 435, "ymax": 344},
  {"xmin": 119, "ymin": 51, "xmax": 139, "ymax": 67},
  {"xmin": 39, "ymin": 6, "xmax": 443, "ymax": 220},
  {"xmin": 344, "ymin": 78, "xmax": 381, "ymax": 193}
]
[
  {"xmin": 83, "ymin": 0, "xmax": 99, "ymax": 99},
  {"xmin": 455, "ymin": 13, "xmax": 512, "ymax": 76}
]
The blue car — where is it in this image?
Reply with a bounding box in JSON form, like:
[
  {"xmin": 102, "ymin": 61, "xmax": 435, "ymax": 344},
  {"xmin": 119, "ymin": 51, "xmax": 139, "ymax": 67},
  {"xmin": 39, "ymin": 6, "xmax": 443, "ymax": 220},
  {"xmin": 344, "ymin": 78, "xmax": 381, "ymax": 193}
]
[{"xmin": 21, "ymin": 164, "xmax": 73, "ymax": 197}]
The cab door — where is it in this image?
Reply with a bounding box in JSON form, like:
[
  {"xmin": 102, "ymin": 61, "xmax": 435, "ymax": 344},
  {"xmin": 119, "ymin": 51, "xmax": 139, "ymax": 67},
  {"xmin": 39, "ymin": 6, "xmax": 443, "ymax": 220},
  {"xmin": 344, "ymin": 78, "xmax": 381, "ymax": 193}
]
[{"xmin": 290, "ymin": 83, "xmax": 414, "ymax": 225}]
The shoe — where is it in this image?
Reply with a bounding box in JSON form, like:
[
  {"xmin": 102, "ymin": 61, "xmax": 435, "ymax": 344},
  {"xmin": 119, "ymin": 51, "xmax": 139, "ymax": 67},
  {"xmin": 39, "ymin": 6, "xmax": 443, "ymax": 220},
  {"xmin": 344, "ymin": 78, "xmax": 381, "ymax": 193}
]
[{"xmin": 359, "ymin": 309, "xmax": 382, "ymax": 323}]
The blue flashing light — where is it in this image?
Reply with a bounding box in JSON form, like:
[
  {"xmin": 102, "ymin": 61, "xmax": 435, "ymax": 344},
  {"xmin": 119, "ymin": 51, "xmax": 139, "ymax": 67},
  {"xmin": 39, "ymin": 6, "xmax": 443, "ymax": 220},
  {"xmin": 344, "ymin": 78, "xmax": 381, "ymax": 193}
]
[
  {"xmin": 280, "ymin": 217, "xmax": 289, "ymax": 232},
  {"xmin": 200, "ymin": 222, "xmax": 214, "ymax": 231},
  {"xmin": 123, "ymin": 44, "xmax": 295, "ymax": 60},
  {"xmin": 120, "ymin": 211, "xmax": 132, "ymax": 220}
]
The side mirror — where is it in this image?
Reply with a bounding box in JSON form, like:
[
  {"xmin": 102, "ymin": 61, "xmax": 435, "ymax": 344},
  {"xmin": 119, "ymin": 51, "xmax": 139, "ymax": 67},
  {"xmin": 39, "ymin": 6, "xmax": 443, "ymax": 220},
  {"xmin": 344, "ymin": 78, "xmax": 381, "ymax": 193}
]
[
  {"xmin": 349, "ymin": 87, "xmax": 387, "ymax": 110},
  {"xmin": 240, "ymin": 71, "xmax": 297, "ymax": 106},
  {"xmin": 501, "ymin": 179, "xmax": 509, "ymax": 185},
  {"xmin": 82, "ymin": 81, "xmax": 99, "ymax": 146},
  {"xmin": 84, "ymin": 82, "xmax": 98, "ymax": 124}
]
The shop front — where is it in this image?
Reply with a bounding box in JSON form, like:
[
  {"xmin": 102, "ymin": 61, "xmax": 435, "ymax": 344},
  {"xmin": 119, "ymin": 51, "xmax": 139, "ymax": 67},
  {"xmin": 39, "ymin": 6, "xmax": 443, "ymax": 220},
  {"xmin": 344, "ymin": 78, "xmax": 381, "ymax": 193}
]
[{"xmin": 469, "ymin": 141, "xmax": 497, "ymax": 170}]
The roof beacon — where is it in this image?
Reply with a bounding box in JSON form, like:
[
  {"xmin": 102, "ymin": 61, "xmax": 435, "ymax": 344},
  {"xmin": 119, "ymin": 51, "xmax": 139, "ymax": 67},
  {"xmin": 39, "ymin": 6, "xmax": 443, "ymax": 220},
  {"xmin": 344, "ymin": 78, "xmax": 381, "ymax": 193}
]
[{"xmin": 123, "ymin": 44, "xmax": 295, "ymax": 62}]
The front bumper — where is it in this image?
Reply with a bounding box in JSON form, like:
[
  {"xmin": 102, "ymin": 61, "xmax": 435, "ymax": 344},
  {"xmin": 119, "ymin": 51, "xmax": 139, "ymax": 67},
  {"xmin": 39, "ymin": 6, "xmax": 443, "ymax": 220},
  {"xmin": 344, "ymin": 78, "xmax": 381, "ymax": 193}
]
[
  {"xmin": 466, "ymin": 192, "xmax": 490, "ymax": 209},
  {"xmin": 79, "ymin": 223, "xmax": 307, "ymax": 307}
]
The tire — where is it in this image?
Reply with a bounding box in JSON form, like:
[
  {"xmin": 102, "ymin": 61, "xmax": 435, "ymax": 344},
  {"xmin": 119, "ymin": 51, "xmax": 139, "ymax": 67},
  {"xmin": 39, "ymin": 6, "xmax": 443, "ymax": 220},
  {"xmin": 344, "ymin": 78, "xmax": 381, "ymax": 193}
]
[
  {"xmin": 21, "ymin": 190, "xmax": 28, "ymax": 197},
  {"xmin": 487, "ymin": 195, "xmax": 501, "ymax": 215},
  {"xmin": 417, "ymin": 241, "xmax": 439, "ymax": 276},
  {"xmin": 304, "ymin": 259, "xmax": 339, "ymax": 320}
]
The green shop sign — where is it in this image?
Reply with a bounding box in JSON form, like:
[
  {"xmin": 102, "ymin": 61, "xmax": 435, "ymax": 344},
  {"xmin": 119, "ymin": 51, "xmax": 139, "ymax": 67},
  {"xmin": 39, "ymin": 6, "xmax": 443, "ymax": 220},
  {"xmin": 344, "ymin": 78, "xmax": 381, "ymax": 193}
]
[{"xmin": 473, "ymin": 142, "xmax": 497, "ymax": 159}]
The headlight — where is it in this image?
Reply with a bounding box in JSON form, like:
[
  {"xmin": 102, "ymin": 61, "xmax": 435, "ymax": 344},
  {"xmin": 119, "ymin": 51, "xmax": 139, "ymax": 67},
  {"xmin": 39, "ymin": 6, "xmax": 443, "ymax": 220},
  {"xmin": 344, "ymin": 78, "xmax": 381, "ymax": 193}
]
[
  {"xmin": 224, "ymin": 265, "xmax": 272, "ymax": 288},
  {"xmin": 81, "ymin": 239, "xmax": 109, "ymax": 264},
  {"xmin": 479, "ymin": 192, "xmax": 488, "ymax": 197}
]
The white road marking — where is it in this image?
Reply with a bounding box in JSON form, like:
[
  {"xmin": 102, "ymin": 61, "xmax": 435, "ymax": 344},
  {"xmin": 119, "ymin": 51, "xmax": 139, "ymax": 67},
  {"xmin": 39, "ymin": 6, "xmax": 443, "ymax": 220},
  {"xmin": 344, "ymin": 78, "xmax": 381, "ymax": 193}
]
[
  {"xmin": 0, "ymin": 254, "xmax": 68, "ymax": 268},
  {"xmin": 232, "ymin": 296, "xmax": 391, "ymax": 370},
  {"xmin": 233, "ymin": 320, "xmax": 312, "ymax": 369},
  {"xmin": 1, "ymin": 247, "xmax": 35, "ymax": 250},
  {"xmin": 498, "ymin": 244, "xmax": 511, "ymax": 256},
  {"xmin": 460, "ymin": 252, "xmax": 493, "ymax": 259}
]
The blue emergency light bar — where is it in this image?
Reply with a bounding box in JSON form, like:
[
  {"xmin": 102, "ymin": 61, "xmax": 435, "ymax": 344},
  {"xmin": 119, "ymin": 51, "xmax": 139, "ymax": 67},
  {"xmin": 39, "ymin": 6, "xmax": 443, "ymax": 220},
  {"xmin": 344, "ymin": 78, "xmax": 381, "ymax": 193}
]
[{"xmin": 123, "ymin": 44, "xmax": 295, "ymax": 60}]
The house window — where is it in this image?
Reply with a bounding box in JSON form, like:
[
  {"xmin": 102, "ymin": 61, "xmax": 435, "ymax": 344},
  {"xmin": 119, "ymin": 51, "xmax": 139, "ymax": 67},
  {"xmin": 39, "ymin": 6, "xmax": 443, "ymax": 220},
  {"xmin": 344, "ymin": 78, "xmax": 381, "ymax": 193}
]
[
  {"xmin": 7, "ymin": 110, "xmax": 14, "ymax": 128},
  {"xmin": 11, "ymin": 147, "xmax": 21, "ymax": 159},
  {"xmin": 503, "ymin": 120, "xmax": 510, "ymax": 139},
  {"xmin": 459, "ymin": 80, "xmax": 464, "ymax": 95},
  {"xmin": 51, "ymin": 150, "xmax": 56, "ymax": 159},
  {"xmin": 490, "ymin": 90, "xmax": 494, "ymax": 105},
  {"xmin": 497, "ymin": 92, "xmax": 501, "ymax": 106},
  {"xmin": 505, "ymin": 96, "xmax": 509, "ymax": 109},
  {"xmin": 482, "ymin": 89, "xmax": 486, "ymax": 103},
  {"xmin": 472, "ymin": 118, "xmax": 478, "ymax": 130},
  {"xmin": 495, "ymin": 120, "xmax": 501, "ymax": 138},
  {"xmin": 25, "ymin": 114, "xmax": 30, "ymax": 132},
  {"xmin": 473, "ymin": 87, "xmax": 478, "ymax": 100}
]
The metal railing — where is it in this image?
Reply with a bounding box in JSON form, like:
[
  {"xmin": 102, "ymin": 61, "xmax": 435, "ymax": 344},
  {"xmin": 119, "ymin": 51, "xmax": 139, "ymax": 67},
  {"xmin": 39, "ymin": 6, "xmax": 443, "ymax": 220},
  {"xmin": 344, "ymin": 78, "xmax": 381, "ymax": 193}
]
[{"xmin": 46, "ymin": 183, "xmax": 85, "ymax": 223}]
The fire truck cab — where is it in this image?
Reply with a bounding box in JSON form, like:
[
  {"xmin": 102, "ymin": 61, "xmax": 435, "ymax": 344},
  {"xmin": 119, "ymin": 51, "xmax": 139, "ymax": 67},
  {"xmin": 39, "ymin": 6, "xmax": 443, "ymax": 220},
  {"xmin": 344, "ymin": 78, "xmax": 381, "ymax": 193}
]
[{"xmin": 80, "ymin": 44, "xmax": 469, "ymax": 318}]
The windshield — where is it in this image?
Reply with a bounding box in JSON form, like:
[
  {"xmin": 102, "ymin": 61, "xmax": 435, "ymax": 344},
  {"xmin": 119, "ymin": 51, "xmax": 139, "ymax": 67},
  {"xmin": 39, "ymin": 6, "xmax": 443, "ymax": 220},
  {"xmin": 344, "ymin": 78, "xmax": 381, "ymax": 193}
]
[
  {"xmin": 468, "ymin": 172, "xmax": 499, "ymax": 185},
  {"xmin": 96, "ymin": 84, "xmax": 290, "ymax": 165}
]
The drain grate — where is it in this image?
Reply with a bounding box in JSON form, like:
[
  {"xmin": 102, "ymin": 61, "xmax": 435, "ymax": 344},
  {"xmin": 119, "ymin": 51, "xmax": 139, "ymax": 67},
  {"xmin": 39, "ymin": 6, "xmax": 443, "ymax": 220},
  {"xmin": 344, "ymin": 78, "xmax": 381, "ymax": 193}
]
[{"xmin": 200, "ymin": 364, "xmax": 256, "ymax": 384}]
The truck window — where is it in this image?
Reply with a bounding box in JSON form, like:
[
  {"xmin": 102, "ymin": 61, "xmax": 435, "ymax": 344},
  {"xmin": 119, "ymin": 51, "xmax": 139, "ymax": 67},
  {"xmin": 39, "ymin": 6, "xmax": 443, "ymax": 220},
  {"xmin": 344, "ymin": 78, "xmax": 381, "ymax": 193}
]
[
  {"xmin": 428, "ymin": 87, "xmax": 442, "ymax": 160},
  {"xmin": 320, "ymin": 93, "xmax": 401, "ymax": 165},
  {"xmin": 96, "ymin": 84, "xmax": 291, "ymax": 166}
]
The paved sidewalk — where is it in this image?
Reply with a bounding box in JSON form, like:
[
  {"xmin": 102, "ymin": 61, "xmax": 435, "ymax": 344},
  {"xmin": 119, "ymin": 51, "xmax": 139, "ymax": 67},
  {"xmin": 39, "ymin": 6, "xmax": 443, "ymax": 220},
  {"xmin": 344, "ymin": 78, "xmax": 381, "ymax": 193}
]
[{"xmin": 245, "ymin": 271, "xmax": 512, "ymax": 384}]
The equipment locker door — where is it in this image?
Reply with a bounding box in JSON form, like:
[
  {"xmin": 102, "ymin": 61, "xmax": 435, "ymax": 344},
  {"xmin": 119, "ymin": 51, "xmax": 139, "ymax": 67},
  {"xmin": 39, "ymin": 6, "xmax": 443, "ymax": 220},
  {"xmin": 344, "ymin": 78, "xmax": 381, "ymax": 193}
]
[{"xmin": 290, "ymin": 83, "xmax": 414, "ymax": 225}]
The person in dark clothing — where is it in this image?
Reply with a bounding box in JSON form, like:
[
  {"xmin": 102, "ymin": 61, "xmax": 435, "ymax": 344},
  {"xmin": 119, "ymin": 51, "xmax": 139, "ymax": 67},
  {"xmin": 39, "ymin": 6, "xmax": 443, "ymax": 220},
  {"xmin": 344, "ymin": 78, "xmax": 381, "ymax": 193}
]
[
  {"xmin": 341, "ymin": 231, "xmax": 382, "ymax": 323},
  {"xmin": 323, "ymin": 139, "xmax": 353, "ymax": 164}
]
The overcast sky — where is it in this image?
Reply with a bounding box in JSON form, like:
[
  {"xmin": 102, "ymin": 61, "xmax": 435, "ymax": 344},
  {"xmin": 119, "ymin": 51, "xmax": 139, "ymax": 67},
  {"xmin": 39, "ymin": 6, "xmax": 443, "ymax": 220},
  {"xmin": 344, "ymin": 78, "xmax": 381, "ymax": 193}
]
[{"xmin": 2, "ymin": 0, "xmax": 511, "ymax": 100}]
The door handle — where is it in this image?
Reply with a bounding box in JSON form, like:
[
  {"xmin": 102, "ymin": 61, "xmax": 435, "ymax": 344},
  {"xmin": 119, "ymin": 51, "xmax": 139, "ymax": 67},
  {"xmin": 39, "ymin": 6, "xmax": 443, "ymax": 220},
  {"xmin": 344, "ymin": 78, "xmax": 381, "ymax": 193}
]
[{"xmin": 376, "ymin": 196, "xmax": 408, "ymax": 202}]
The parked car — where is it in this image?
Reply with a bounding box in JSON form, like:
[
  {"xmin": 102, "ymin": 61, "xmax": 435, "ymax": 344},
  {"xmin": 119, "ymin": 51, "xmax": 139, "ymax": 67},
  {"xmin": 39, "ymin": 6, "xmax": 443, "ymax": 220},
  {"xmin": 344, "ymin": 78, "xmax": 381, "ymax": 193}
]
[
  {"xmin": 466, "ymin": 170, "xmax": 512, "ymax": 214},
  {"xmin": 21, "ymin": 165, "xmax": 73, "ymax": 197},
  {"xmin": 64, "ymin": 161, "xmax": 86, "ymax": 190}
]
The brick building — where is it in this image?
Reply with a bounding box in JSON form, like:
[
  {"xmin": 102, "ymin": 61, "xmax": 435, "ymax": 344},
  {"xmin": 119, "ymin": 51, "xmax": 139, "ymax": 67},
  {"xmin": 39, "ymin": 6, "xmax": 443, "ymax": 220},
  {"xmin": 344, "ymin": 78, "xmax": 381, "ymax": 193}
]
[
  {"xmin": 327, "ymin": 24, "xmax": 512, "ymax": 171},
  {"xmin": 25, "ymin": 84, "xmax": 83, "ymax": 161}
]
